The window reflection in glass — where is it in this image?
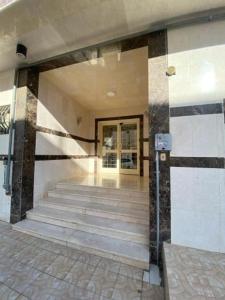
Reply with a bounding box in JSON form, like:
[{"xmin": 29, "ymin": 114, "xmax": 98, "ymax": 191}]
[
  {"xmin": 121, "ymin": 153, "xmax": 137, "ymax": 169},
  {"xmin": 103, "ymin": 125, "xmax": 117, "ymax": 150},
  {"xmin": 121, "ymin": 124, "xmax": 137, "ymax": 150}
]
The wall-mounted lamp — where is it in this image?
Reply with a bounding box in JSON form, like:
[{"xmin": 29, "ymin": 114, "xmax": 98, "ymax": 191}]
[
  {"xmin": 77, "ymin": 116, "xmax": 82, "ymax": 127},
  {"xmin": 166, "ymin": 66, "xmax": 176, "ymax": 76}
]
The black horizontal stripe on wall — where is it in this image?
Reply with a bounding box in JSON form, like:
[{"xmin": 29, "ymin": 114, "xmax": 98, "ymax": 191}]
[
  {"xmin": 36, "ymin": 125, "xmax": 95, "ymax": 143},
  {"xmin": 34, "ymin": 34, "xmax": 149, "ymax": 73},
  {"xmin": 170, "ymin": 157, "xmax": 225, "ymax": 168},
  {"xmin": 170, "ymin": 103, "xmax": 223, "ymax": 117},
  {"xmin": 35, "ymin": 155, "xmax": 96, "ymax": 161}
]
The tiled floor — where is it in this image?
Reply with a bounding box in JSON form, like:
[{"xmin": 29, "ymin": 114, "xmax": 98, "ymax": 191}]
[
  {"xmin": 0, "ymin": 221, "xmax": 163, "ymax": 300},
  {"xmin": 164, "ymin": 242, "xmax": 225, "ymax": 300}
]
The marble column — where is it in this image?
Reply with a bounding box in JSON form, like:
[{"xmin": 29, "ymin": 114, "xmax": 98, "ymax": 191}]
[
  {"xmin": 148, "ymin": 30, "xmax": 170, "ymax": 263},
  {"xmin": 10, "ymin": 68, "xmax": 39, "ymax": 224}
]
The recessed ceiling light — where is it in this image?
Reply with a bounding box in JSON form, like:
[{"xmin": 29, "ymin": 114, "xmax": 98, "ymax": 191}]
[{"xmin": 107, "ymin": 91, "xmax": 116, "ymax": 97}]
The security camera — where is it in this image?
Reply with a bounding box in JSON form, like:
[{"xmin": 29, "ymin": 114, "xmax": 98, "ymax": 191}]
[{"xmin": 16, "ymin": 44, "xmax": 27, "ymax": 59}]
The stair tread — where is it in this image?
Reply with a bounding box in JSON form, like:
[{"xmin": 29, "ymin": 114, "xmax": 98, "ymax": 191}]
[
  {"xmin": 50, "ymin": 189, "xmax": 149, "ymax": 206},
  {"xmin": 57, "ymin": 183, "xmax": 148, "ymax": 198},
  {"xmin": 28, "ymin": 206, "xmax": 148, "ymax": 236},
  {"xmin": 13, "ymin": 220, "xmax": 149, "ymax": 265},
  {"xmin": 40, "ymin": 197, "xmax": 149, "ymax": 219}
]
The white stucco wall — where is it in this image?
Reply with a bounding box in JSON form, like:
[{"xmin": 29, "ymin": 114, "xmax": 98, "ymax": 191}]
[
  {"xmin": 168, "ymin": 20, "xmax": 225, "ymax": 252},
  {"xmin": 0, "ymin": 69, "xmax": 14, "ymax": 222}
]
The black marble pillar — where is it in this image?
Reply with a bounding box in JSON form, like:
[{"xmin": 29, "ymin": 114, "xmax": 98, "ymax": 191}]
[
  {"xmin": 148, "ymin": 30, "xmax": 170, "ymax": 263},
  {"xmin": 10, "ymin": 68, "xmax": 39, "ymax": 224}
]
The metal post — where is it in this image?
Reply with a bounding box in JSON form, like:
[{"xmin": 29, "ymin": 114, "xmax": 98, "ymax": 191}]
[{"xmin": 155, "ymin": 150, "xmax": 160, "ymax": 265}]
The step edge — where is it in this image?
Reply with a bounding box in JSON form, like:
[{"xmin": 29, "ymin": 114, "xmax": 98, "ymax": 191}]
[
  {"xmin": 27, "ymin": 210, "xmax": 148, "ymax": 237},
  {"xmin": 48, "ymin": 191, "xmax": 149, "ymax": 206},
  {"xmin": 57, "ymin": 183, "xmax": 149, "ymax": 195},
  {"xmin": 38, "ymin": 201, "xmax": 149, "ymax": 225},
  {"xmin": 13, "ymin": 222, "xmax": 149, "ymax": 268},
  {"xmin": 27, "ymin": 213, "xmax": 149, "ymax": 245}
]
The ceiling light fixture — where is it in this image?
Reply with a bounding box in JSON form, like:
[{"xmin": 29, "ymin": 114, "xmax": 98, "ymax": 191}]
[{"xmin": 107, "ymin": 91, "xmax": 116, "ymax": 97}]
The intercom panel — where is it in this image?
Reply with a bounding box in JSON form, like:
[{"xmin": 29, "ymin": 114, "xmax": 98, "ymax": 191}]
[{"xmin": 155, "ymin": 133, "xmax": 172, "ymax": 151}]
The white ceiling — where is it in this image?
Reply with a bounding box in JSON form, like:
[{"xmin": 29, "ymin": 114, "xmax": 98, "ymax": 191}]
[
  {"xmin": 1, "ymin": 0, "xmax": 225, "ymax": 72},
  {"xmin": 41, "ymin": 47, "xmax": 148, "ymax": 111}
]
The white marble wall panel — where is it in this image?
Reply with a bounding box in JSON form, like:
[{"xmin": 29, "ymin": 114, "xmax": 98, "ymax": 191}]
[
  {"xmin": 34, "ymin": 158, "xmax": 94, "ymax": 205},
  {"xmin": 37, "ymin": 75, "xmax": 91, "ymax": 137},
  {"xmin": 35, "ymin": 132, "xmax": 90, "ymax": 156},
  {"xmin": 0, "ymin": 69, "xmax": 14, "ymax": 222},
  {"xmin": 35, "ymin": 75, "xmax": 94, "ymax": 202},
  {"xmin": 170, "ymin": 114, "xmax": 225, "ymax": 157},
  {"xmin": 171, "ymin": 167, "xmax": 225, "ymax": 252},
  {"xmin": 0, "ymin": 162, "xmax": 10, "ymax": 222},
  {"xmin": 168, "ymin": 20, "xmax": 225, "ymax": 107}
]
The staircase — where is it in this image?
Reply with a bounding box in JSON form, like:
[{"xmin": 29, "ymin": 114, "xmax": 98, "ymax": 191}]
[{"xmin": 13, "ymin": 181, "xmax": 150, "ymax": 269}]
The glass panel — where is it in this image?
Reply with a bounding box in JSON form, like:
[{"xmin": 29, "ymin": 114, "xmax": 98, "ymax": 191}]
[
  {"xmin": 121, "ymin": 153, "xmax": 137, "ymax": 169},
  {"xmin": 121, "ymin": 124, "xmax": 137, "ymax": 150},
  {"xmin": 103, "ymin": 125, "xmax": 117, "ymax": 150},
  {"xmin": 102, "ymin": 153, "xmax": 117, "ymax": 168}
]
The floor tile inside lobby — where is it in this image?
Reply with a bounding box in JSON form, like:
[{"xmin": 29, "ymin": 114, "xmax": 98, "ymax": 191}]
[{"xmin": 0, "ymin": 221, "xmax": 163, "ymax": 300}]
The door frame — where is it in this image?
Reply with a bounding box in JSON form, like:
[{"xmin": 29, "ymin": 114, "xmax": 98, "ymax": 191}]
[
  {"xmin": 98, "ymin": 118, "xmax": 140, "ymax": 175},
  {"xmin": 95, "ymin": 114, "xmax": 144, "ymax": 176}
]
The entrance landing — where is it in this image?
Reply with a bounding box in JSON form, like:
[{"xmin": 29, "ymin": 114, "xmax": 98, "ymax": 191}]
[{"xmin": 62, "ymin": 173, "xmax": 149, "ymax": 192}]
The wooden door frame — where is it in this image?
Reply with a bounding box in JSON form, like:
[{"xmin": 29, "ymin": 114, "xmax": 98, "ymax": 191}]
[{"xmin": 95, "ymin": 114, "xmax": 144, "ymax": 176}]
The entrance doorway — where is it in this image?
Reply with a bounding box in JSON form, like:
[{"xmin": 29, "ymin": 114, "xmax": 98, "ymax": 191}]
[{"xmin": 99, "ymin": 118, "xmax": 140, "ymax": 175}]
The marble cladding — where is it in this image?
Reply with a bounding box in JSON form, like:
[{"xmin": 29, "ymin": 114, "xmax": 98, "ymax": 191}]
[
  {"xmin": 170, "ymin": 157, "xmax": 225, "ymax": 168},
  {"xmin": 36, "ymin": 125, "xmax": 95, "ymax": 143},
  {"xmin": 170, "ymin": 103, "xmax": 223, "ymax": 117},
  {"xmin": 170, "ymin": 112, "xmax": 225, "ymax": 158},
  {"xmin": 11, "ymin": 68, "xmax": 39, "ymax": 224},
  {"xmin": 148, "ymin": 29, "xmax": 170, "ymax": 263},
  {"xmin": 36, "ymin": 34, "xmax": 149, "ymax": 73},
  {"xmin": 9, "ymin": 32, "xmax": 169, "ymax": 267}
]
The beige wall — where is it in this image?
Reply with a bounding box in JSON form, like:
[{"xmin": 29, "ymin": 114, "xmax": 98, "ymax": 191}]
[{"xmin": 0, "ymin": 69, "xmax": 14, "ymax": 222}]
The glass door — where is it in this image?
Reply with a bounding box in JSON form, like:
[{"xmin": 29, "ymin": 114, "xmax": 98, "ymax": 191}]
[
  {"xmin": 101, "ymin": 123, "xmax": 119, "ymax": 173},
  {"xmin": 119, "ymin": 120, "xmax": 139, "ymax": 175},
  {"xmin": 99, "ymin": 119, "xmax": 140, "ymax": 175}
]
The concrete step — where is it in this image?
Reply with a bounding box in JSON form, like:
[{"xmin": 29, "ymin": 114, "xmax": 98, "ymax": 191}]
[
  {"xmin": 39, "ymin": 197, "xmax": 149, "ymax": 225},
  {"xmin": 56, "ymin": 182, "xmax": 148, "ymax": 201},
  {"xmin": 48, "ymin": 189, "xmax": 149, "ymax": 210},
  {"xmin": 27, "ymin": 206, "xmax": 149, "ymax": 245},
  {"xmin": 13, "ymin": 220, "xmax": 149, "ymax": 269}
]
